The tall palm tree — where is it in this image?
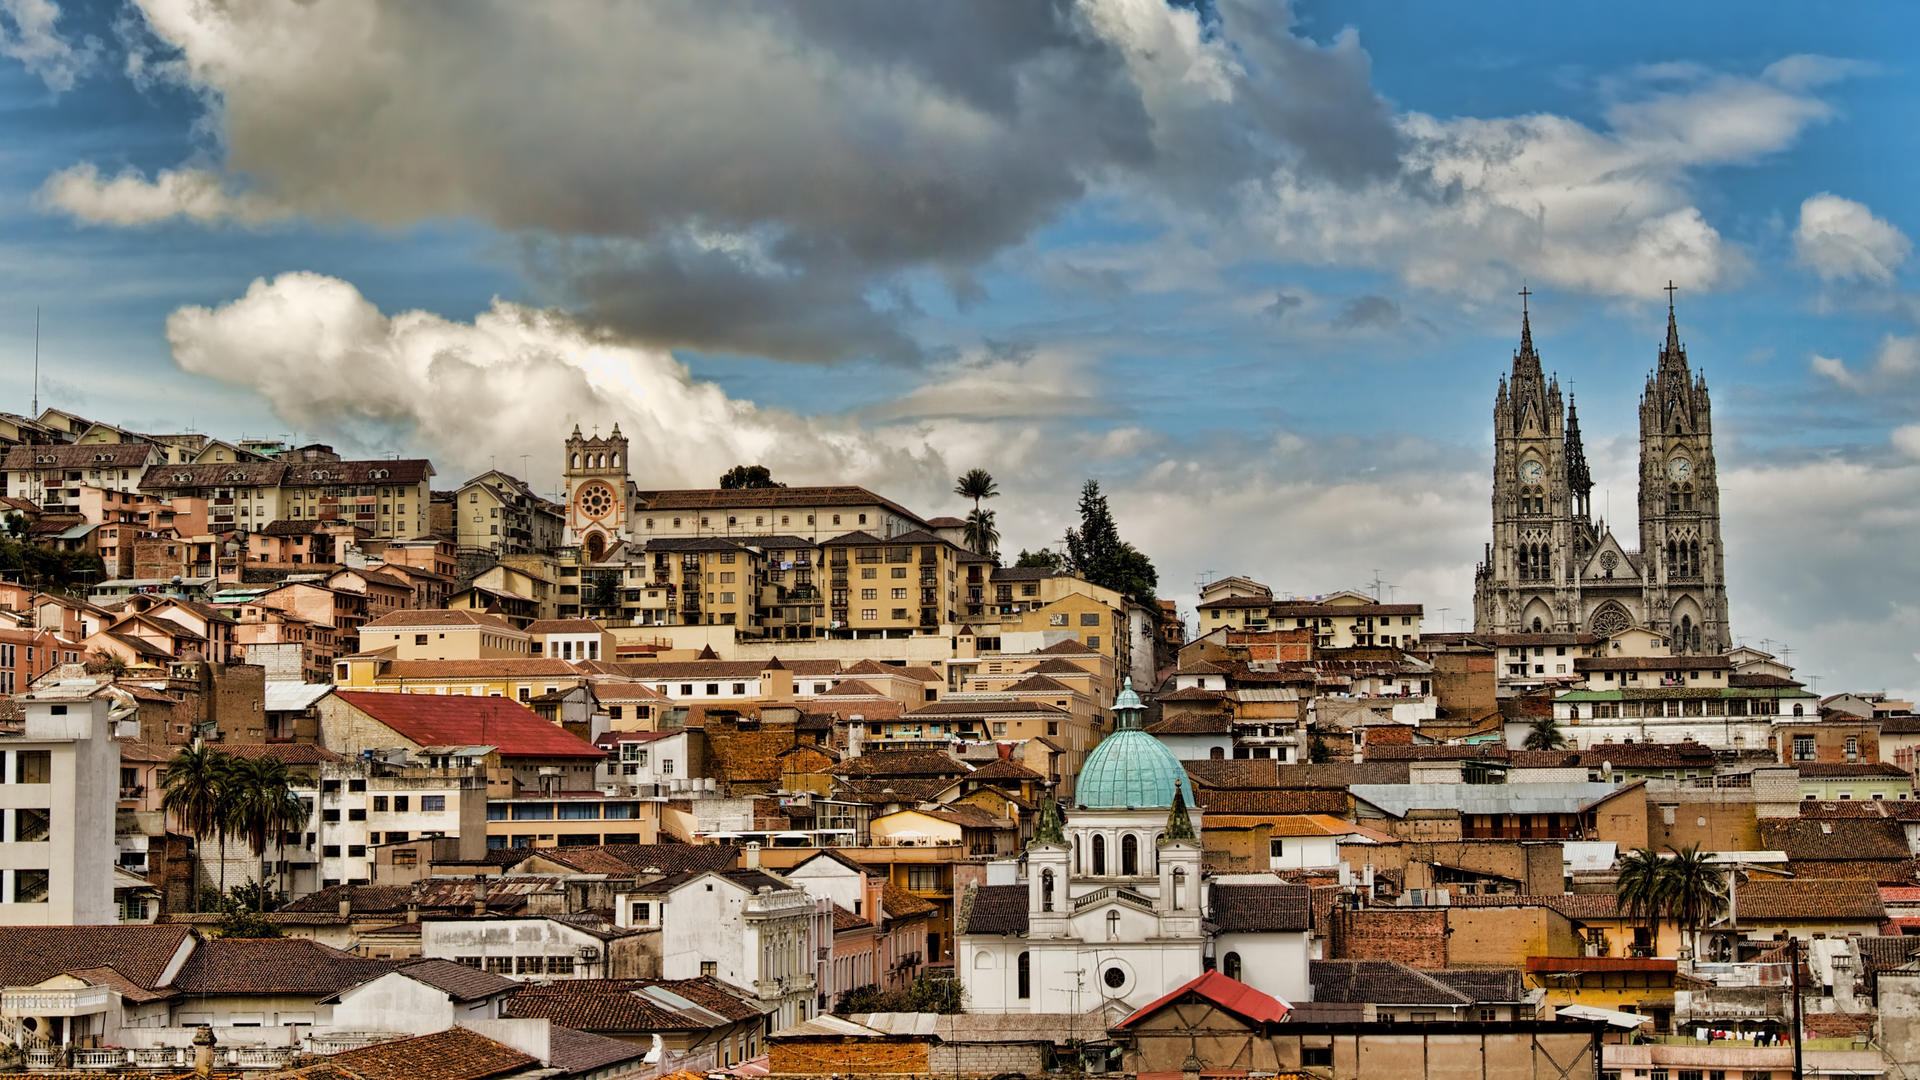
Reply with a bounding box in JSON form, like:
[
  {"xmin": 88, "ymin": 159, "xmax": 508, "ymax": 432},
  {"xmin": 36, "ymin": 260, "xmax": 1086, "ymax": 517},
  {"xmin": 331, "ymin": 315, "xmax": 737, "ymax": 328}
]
[
  {"xmin": 1614, "ymin": 847, "xmax": 1667, "ymax": 956},
  {"xmin": 1523, "ymin": 716, "xmax": 1568, "ymax": 751},
  {"xmin": 964, "ymin": 508, "xmax": 1000, "ymax": 560},
  {"xmin": 161, "ymin": 746, "xmax": 226, "ymax": 909},
  {"xmin": 209, "ymin": 753, "xmax": 246, "ymax": 898},
  {"xmin": 230, "ymin": 756, "xmax": 309, "ymax": 911},
  {"xmin": 954, "ymin": 469, "xmax": 998, "ymax": 514},
  {"xmin": 1662, "ymin": 844, "xmax": 1728, "ymax": 965}
]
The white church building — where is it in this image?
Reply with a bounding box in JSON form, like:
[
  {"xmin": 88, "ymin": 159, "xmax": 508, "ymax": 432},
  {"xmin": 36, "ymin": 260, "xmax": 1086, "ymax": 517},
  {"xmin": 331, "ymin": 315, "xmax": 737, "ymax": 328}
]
[{"xmin": 957, "ymin": 681, "xmax": 1313, "ymax": 1013}]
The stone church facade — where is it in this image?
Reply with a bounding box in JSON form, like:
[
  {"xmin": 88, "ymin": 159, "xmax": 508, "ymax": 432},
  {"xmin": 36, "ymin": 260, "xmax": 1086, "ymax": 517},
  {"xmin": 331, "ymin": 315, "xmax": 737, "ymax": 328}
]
[{"xmin": 1473, "ymin": 293, "xmax": 1731, "ymax": 653}]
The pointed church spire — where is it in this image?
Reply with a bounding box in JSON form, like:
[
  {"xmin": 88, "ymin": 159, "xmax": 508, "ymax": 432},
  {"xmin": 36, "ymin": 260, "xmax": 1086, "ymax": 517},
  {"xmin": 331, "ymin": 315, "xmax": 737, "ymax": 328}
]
[
  {"xmin": 1030, "ymin": 793, "xmax": 1066, "ymax": 848},
  {"xmin": 1565, "ymin": 394, "xmax": 1593, "ymax": 497},
  {"xmin": 1163, "ymin": 785, "xmax": 1196, "ymax": 843},
  {"xmin": 1660, "ymin": 279, "xmax": 1687, "ymax": 373},
  {"xmin": 1511, "ymin": 285, "xmax": 1544, "ymax": 386},
  {"xmin": 1518, "ymin": 284, "xmax": 1534, "ymax": 356}
]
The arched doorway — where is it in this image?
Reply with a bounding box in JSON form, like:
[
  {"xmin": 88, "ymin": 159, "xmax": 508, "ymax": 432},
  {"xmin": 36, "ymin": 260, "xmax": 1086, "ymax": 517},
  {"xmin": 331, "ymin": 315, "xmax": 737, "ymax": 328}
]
[{"xmin": 584, "ymin": 531, "xmax": 606, "ymax": 563}]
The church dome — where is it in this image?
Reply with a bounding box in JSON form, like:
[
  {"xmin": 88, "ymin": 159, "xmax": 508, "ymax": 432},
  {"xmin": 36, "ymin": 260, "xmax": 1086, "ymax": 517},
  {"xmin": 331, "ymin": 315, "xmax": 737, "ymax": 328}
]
[{"xmin": 1075, "ymin": 678, "xmax": 1194, "ymax": 810}]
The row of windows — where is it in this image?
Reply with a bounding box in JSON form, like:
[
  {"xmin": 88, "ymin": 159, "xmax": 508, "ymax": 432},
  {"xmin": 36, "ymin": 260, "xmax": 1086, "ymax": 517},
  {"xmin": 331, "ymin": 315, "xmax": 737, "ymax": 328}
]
[{"xmin": 455, "ymin": 954, "xmax": 578, "ymax": 975}]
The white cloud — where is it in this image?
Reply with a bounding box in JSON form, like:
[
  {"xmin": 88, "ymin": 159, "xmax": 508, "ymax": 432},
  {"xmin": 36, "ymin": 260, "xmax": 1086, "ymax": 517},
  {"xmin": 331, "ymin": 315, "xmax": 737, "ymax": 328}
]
[
  {"xmin": 1794, "ymin": 193, "xmax": 1911, "ymax": 283},
  {"xmin": 36, "ymin": 164, "xmax": 284, "ymax": 227},
  {"xmin": 1893, "ymin": 425, "xmax": 1920, "ymax": 459},
  {"xmin": 1242, "ymin": 67, "xmax": 1844, "ymax": 299},
  {"xmin": 1810, "ymin": 353, "xmax": 1859, "ymax": 390},
  {"xmin": 1762, "ymin": 54, "xmax": 1878, "ymax": 91},
  {"xmin": 1812, "ymin": 335, "xmax": 1920, "ymax": 394},
  {"xmin": 0, "ymin": 0, "xmax": 97, "ymax": 92}
]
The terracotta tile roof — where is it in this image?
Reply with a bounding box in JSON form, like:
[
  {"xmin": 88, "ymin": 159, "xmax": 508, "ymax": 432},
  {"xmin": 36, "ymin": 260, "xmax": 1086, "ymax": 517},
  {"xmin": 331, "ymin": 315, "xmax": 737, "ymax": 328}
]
[
  {"xmin": 826, "ymin": 749, "xmax": 969, "ymax": 778},
  {"xmin": 280, "ymin": 459, "xmax": 433, "ymax": 487},
  {"xmin": 218, "ymin": 742, "xmax": 345, "ymax": 764},
  {"xmin": 1035, "ymin": 639, "xmax": 1096, "ymax": 655},
  {"xmin": 1800, "ymin": 799, "xmax": 1920, "ymax": 821},
  {"xmin": 881, "ymin": 883, "xmax": 937, "ymax": 921},
  {"xmin": 333, "ymin": 691, "xmax": 605, "ymax": 759},
  {"xmin": 818, "ymin": 679, "xmax": 884, "ymax": 697},
  {"xmin": 1732, "ymin": 879, "xmax": 1887, "ymax": 921},
  {"xmin": 1146, "ymin": 713, "xmax": 1232, "ymax": 735},
  {"xmin": 1309, "ymin": 960, "xmax": 1472, "ymax": 1005},
  {"xmin": 393, "ymin": 959, "xmax": 523, "ymax": 1002},
  {"xmin": 964, "ymin": 758, "xmax": 1045, "ymax": 782},
  {"xmin": 524, "ymin": 619, "xmax": 607, "ymax": 635},
  {"xmin": 1025, "ymin": 658, "xmax": 1089, "ymax": 675},
  {"xmin": 1001, "ymin": 674, "xmax": 1076, "ymax": 695},
  {"xmin": 1429, "ymin": 968, "xmax": 1530, "ymax": 1003},
  {"xmin": 0, "ymin": 925, "xmax": 193, "ymax": 990},
  {"xmin": 1209, "ymin": 883, "xmax": 1313, "ymax": 932},
  {"xmin": 8, "ymin": 442, "xmax": 157, "ymax": 470},
  {"xmin": 914, "ymin": 804, "xmax": 1014, "ymax": 831},
  {"xmin": 904, "ymin": 699, "xmax": 1068, "ymax": 717},
  {"xmin": 1791, "ymin": 762, "xmax": 1912, "ymax": 778},
  {"xmin": 590, "ymin": 681, "xmax": 670, "ymax": 701},
  {"xmin": 283, "ymin": 884, "xmax": 413, "ymax": 914},
  {"xmin": 361, "ymin": 609, "xmax": 519, "ymax": 630},
  {"xmin": 320, "ymin": 1026, "xmax": 534, "ymax": 1080},
  {"xmin": 516, "ymin": 843, "xmax": 738, "ymax": 876},
  {"xmin": 1448, "ymin": 892, "xmax": 1624, "ymax": 921},
  {"xmin": 1197, "ymin": 788, "xmax": 1350, "ymax": 814},
  {"xmin": 504, "ymin": 976, "xmax": 761, "ymax": 1032},
  {"xmin": 544, "ymin": 1024, "xmax": 651, "ymax": 1076},
  {"xmin": 1759, "ymin": 818, "xmax": 1913, "ymax": 863},
  {"xmin": 958, "ymin": 883, "xmax": 1029, "ymax": 935},
  {"xmin": 172, "ymin": 937, "xmax": 392, "ymax": 996},
  {"xmin": 834, "ymin": 777, "xmax": 952, "ymax": 804},
  {"xmin": 832, "ymin": 905, "xmax": 872, "ymax": 932},
  {"xmin": 379, "ymin": 659, "xmax": 584, "ymax": 679}
]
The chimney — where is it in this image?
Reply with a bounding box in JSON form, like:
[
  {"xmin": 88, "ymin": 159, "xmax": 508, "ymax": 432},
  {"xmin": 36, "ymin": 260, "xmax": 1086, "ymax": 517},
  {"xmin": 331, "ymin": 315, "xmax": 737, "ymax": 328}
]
[
  {"xmin": 406, "ymin": 882, "xmax": 420, "ymax": 925},
  {"xmin": 997, "ymin": 742, "xmax": 1013, "ymax": 762},
  {"xmin": 744, "ymin": 841, "xmax": 761, "ymax": 870},
  {"xmin": 472, "ymin": 874, "xmax": 489, "ymax": 917},
  {"xmin": 191, "ymin": 1025, "xmax": 217, "ymax": 1078},
  {"xmin": 337, "ymin": 884, "xmax": 353, "ymax": 920}
]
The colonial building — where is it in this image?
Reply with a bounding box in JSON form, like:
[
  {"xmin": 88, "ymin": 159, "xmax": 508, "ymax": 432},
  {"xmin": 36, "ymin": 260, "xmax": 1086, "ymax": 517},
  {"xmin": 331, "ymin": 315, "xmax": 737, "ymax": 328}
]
[
  {"xmin": 957, "ymin": 681, "xmax": 1312, "ymax": 1014},
  {"xmin": 1474, "ymin": 289, "xmax": 1731, "ymax": 652}
]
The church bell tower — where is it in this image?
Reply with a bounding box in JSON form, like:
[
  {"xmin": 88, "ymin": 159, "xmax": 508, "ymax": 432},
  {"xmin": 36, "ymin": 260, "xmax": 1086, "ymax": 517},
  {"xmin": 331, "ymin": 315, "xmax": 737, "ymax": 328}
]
[{"xmin": 564, "ymin": 423, "xmax": 630, "ymax": 562}]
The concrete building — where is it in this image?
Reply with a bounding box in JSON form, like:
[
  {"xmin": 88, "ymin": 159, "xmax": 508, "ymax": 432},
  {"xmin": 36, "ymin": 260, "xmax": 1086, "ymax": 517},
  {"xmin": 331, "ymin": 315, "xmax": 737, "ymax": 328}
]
[{"xmin": 0, "ymin": 689, "xmax": 118, "ymax": 924}]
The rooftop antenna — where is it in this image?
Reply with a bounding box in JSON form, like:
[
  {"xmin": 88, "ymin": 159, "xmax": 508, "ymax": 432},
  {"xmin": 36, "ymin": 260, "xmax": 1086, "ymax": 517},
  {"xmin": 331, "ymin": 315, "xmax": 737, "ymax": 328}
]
[{"xmin": 32, "ymin": 307, "xmax": 40, "ymax": 415}]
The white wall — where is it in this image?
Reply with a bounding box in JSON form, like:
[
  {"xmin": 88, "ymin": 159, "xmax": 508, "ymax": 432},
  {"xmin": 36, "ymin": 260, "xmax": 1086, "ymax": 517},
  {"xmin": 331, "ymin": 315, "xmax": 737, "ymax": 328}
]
[
  {"xmin": 329, "ymin": 971, "xmax": 501, "ymax": 1035},
  {"xmin": 0, "ymin": 696, "xmax": 116, "ymax": 924}
]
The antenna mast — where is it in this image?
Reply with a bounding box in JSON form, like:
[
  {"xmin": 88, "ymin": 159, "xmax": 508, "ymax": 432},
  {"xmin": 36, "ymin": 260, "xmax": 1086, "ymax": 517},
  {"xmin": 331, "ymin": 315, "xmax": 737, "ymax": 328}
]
[{"xmin": 32, "ymin": 307, "xmax": 40, "ymax": 416}]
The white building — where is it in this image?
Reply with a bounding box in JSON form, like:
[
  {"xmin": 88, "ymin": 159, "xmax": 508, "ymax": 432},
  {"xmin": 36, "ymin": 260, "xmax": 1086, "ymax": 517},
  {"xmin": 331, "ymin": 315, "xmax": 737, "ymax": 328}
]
[
  {"xmin": 626, "ymin": 866, "xmax": 822, "ymax": 1031},
  {"xmin": 2, "ymin": 690, "xmax": 118, "ymax": 924},
  {"xmin": 958, "ymin": 681, "xmax": 1313, "ymax": 1014}
]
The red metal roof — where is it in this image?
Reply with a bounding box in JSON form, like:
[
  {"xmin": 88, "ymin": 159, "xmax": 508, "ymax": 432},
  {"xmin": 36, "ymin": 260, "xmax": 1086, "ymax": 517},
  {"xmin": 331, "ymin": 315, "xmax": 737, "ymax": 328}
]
[
  {"xmin": 333, "ymin": 691, "xmax": 604, "ymax": 759},
  {"xmin": 1115, "ymin": 969, "xmax": 1291, "ymax": 1029}
]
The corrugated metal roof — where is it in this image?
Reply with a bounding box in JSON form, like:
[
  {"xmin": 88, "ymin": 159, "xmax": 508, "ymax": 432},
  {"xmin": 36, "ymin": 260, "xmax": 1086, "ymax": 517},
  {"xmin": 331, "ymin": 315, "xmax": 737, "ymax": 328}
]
[
  {"xmin": 263, "ymin": 681, "xmax": 332, "ymax": 712},
  {"xmin": 1348, "ymin": 782, "xmax": 1632, "ymax": 817}
]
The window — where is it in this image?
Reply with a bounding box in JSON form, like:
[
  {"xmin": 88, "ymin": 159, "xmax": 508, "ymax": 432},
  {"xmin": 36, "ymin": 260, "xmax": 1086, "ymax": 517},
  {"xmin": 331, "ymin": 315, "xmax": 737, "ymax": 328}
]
[
  {"xmin": 13, "ymin": 809, "xmax": 48, "ymax": 843},
  {"xmin": 485, "ymin": 957, "xmax": 514, "ymax": 974},
  {"xmin": 630, "ymin": 901, "xmax": 651, "ymax": 923},
  {"xmin": 1121, "ymin": 833, "xmax": 1139, "ymax": 875},
  {"xmin": 14, "ymin": 751, "xmax": 49, "ymax": 784},
  {"xmin": 372, "ymin": 797, "xmax": 389, "ymax": 812},
  {"xmin": 891, "ymin": 588, "xmax": 907, "ymax": 600},
  {"xmin": 517, "ymin": 956, "xmax": 544, "ymax": 974},
  {"xmin": 1017, "ymin": 952, "xmax": 1031, "ymax": 999},
  {"xmin": 547, "ymin": 955, "xmax": 575, "ymax": 975},
  {"xmin": 13, "ymin": 870, "xmax": 49, "ymax": 903},
  {"xmin": 1222, "ymin": 952, "xmax": 1242, "ymax": 980},
  {"xmin": 1103, "ymin": 960, "xmax": 1124, "ymax": 983},
  {"xmin": 414, "ymin": 634, "xmax": 428, "ymax": 646},
  {"xmin": 1269, "ymin": 838, "xmax": 1284, "ymax": 858},
  {"xmin": 861, "ymin": 609, "xmax": 878, "ymax": 621},
  {"xmin": 706, "ymin": 683, "xmax": 719, "ymax": 695},
  {"xmin": 1080, "ymin": 612, "xmax": 1100, "ymax": 626},
  {"xmin": 1087, "ymin": 635, "xmax": 1099, "ymax": 649},
  {"xmin": 1091, "ymin": 834, "xmax": 1107, "ymax": 875},
  {"xmin": 861, "ymin": 567, "xmax": 876, "ymax": 579},
  {"xmin": 701, "ymin": 961, "xmax": 718, "ymax": 977},
  {"xmin": 1303, "ymin": 1048, "xmax": 1333, "ymax": 1068},
  {"xmin": 1793, "ymin": 735, "xmax": 1815, "ymax": 762},
  {"xmin": 861, "ymin": 588, "xmax": 878, "ymax": 600}
]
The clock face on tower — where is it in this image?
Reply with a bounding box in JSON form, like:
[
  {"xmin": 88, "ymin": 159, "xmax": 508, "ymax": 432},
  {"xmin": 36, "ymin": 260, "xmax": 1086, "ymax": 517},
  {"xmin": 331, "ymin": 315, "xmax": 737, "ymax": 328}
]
[
  {"xmin": 576, "ymin": 481, "xmax": 615, "ymax": 520},
  {"xmin": 1667, "ymin": 457, "xmax": 1692, "ymax": 482},
  {"xmin": 1519, "ymin": 459, "xmax": 1544, "ymax": 484}
]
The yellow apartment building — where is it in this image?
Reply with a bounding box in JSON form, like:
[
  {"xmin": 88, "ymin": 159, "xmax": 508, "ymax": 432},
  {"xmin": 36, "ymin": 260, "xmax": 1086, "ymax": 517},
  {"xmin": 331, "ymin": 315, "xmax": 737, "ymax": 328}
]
[
  {"xmin": 356, "ymin": 608, "xmax": 533, "ymax": 660},
  {"xmin": 333, "ymin": 656, "xmax": 589, "ymax": 703},
  {"xmin": 821, "ymin": 529, "xmax": 963, "ymax": 638}
]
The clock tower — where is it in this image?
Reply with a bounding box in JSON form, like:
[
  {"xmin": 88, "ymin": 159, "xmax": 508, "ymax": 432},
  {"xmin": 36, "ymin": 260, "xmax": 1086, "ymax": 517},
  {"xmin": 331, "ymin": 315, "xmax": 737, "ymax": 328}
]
[
  {"xmin": 1637, "ymin": 285, "xmax": 1729, "ymax": 653},
  {"xmin": 564, "ymin": 423, "xmax": 630, "ymax": 563}
]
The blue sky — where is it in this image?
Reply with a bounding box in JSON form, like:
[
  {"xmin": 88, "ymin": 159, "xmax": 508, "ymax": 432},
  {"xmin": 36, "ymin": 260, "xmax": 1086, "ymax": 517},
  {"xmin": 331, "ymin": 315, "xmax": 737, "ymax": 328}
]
[{"xmin": 2, "ymin": 0, "xmax": 1917, "ymax": 695}]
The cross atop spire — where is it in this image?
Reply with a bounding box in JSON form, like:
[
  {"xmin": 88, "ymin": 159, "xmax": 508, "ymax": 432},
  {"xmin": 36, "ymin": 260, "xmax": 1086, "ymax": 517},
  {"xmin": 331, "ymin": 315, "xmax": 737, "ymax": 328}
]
[
  {"xmin": 1664, "ymin": 279, "xmax": 1678, "ymax": 312},
  {"xmin": 1515, "ymin": 283, "xmax": 1537, "ymax": 363},
  {"xmin": 1519, "ymin": 283, "xmax": 1532, "ymax": 314},
  {"xmin": 1662, "ymin": 280, "xmax": 1683, "ymax": 358}
]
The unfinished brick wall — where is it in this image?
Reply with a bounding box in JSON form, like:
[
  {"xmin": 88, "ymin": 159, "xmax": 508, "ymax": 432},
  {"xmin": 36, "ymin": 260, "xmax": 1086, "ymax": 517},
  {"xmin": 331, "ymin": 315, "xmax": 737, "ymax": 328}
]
[
  {"xmin": 1329, "ymin": 906, "xmax": 1449, "ymax": 969},
  {"xmin": 770, "ymin": 1038, "xmax": 929, "ymax": 1078}
]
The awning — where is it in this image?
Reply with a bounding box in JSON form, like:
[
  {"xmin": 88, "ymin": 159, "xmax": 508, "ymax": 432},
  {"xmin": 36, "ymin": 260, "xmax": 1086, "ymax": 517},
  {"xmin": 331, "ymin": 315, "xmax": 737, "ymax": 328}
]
[{"xmin": 1554, "ymin": 1004, "xmax": 1652, "ymax": 1030}]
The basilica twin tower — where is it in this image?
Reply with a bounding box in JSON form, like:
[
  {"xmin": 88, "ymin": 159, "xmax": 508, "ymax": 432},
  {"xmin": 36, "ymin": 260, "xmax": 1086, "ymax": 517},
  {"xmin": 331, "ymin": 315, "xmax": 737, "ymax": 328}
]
[{"xmin": 1472, "ymin": 287, "xmax": 1731, "ymax": 653}]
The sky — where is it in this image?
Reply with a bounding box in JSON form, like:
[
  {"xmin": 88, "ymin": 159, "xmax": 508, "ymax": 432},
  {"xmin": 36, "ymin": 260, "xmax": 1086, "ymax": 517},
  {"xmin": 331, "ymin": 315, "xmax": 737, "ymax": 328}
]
[{"xmin": 2, "ymin": 0, "xmax": 1918, "ymax": 697}]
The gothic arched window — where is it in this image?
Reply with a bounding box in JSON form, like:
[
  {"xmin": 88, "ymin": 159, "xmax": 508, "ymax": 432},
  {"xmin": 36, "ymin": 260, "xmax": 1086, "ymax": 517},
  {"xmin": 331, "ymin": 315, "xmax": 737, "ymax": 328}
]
[
  {"xmin": 1017, "ymin": 952, "xmax": 1030, "ymax": 999},
  {"xmin": 1532, "ymin": 616, "xmax": 1544, "ymax": 633},
  {"xmin": 1120, "ymin": 834, "xmax": 1139, "ymax": 877},
  {"xmin": 1678, "ymin": 615, "xmax": 1693, "ymax": 654},
  {"xmin": 1172, "ymin": 867, "xmax": 1186, "ymax": 910},
  {"xmin": 1091, "ymin": 834, "xmax": 1106, "ymax": 876},
  {"xmin": 1223, "ymin": 952, "xmax": 1243, "ymax": 981},
  {"xmin": 1040, "ymin": 869, "xmax": 1054, "ymax": 912},
  {"xmin": 1682, "ymin": 483, "xmax": 1694, "ymax": 511}
]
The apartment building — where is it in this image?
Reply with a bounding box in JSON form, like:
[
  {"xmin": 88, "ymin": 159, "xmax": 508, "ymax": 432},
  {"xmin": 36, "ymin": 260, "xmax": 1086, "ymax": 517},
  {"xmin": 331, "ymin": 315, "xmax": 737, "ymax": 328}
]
[
  {"xmin": 0, "ymin": 690, "xmax": 118, "ymax": 924},
  {"xmin": 356, "ymin": 609, "xmax": 533, "ymax": 660},
  {"xmin": 138, "ymin": 447, "xmax": 434, "ymax": 539},
  {"xmin": 454, "ymin": 470, "xmax": 565, "ymax": 556},
  {"xmin": 1198, "ymin": 587, "xmax": 1424, "ymax": 649},
  {"xmin": 1, "ymin": 442, "xmax": 159, "ymax": 508}
]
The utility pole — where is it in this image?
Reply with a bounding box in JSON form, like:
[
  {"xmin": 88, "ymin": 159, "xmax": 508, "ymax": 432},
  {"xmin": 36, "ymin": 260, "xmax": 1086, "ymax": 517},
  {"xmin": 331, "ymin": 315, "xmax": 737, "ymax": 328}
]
[
  {"xmin": 32, "ymin": 307, "xmax": 40, "ymax": 416},
  {"xmin": 1790, "ymin": 937, "xmax": 1805, "ymax": 1080}
]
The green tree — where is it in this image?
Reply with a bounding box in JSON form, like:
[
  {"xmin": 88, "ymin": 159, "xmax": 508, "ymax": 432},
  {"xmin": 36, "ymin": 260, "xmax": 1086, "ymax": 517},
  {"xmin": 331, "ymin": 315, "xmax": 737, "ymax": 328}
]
[
  {"xmin": 1662, "ymin": 844, "xmax": 1728, "ymax": 965},
  {"xmin": 216, "ymin": 907, "xmax": 284, "ymax": 939},
  {"xmin": 954, "ymin": 468, "xmax": 999, "ymax": 512},
  {"xmin": 85, "ymin": 649, "xmax": 128, "ymax": 677},
  {"xmin": 1014, "ymin": 548, "xmax": 1064, "ymax": 571},
  {"xmin": 963, "ymin": 508, "xmax": 999, "ymax": 560},
  {"xmin": 590, "ymin": 570, "xmax": 621, "ymax": 613},
  {"xmin": 719, "ymin": 465, "xmax": 783, "ymax": 489},
  {"xmin": 229, "ymin": 757, "xmax": 309, "ymax": 910},
  {"xmin": 1063, "ymin": 480, "xmax": 1159, "ymax": 609},
  {"xmin": 1613, "ymin": 847, "xmax": 1668, "ymax": 955},
  {"xmin": 1523, "ymin": 716, "xmax": 1568, "ymax": 751},
  {"xmin": 161, "ymin": 746, "xmax": 227, "ymax": 909}
]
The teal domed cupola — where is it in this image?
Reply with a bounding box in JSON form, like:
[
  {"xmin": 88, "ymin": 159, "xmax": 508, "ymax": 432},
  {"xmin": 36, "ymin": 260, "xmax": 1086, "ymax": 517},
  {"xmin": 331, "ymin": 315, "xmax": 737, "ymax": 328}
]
[{"xmin": 1074, "ymin": 677, "xmax": 1195, "ymax": 810}]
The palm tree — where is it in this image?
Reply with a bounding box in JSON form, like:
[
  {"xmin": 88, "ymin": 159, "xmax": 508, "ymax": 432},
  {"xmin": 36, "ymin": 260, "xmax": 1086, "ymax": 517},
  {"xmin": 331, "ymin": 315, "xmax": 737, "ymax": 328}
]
[
  {"xmin": 161, "ymin": 746, "xmax": 226, "ymax": 909},
  {"xmin": 230, "ymin": 756, "xmax": 309, "ymax": 910},
  {"xmin": 209, "ymin": 753, "xmax": 247, "ymax": 898},
  {"xmin": 954, "ymin": 469, "xmax": 998, "ymax": 514},
  {"xmin": 1523, "ymin": 715, "xmax": 1568, "ymax": 751},
  {"xmin": 963, "ymin": 508, "xmax": 1000, "ymax": 560},
  {"xmin": 1614, "ymin": 847, "xmax": 1667, "ymax": 956},
  {"xmin": 1662, "ymin": 844, "xmax": 1728, "ymax": 965}
]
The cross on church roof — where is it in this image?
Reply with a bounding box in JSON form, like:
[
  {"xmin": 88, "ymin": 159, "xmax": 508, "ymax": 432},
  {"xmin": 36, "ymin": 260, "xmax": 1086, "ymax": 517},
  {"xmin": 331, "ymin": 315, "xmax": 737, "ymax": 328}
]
[
  {"xmin": 1664, "ymin": 279, "xmax": 1678, "ymax": 311},
  {"xmin": 1518, "ymin": 284, "xmax": 1531, "ymax": 314}
]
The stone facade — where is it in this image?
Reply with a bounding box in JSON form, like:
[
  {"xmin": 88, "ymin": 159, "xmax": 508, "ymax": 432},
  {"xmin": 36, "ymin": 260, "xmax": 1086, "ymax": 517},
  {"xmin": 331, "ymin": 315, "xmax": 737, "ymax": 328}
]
[{"xmin": 1474, "ymin": 295, "xmax": 1731, "ymax": 653}]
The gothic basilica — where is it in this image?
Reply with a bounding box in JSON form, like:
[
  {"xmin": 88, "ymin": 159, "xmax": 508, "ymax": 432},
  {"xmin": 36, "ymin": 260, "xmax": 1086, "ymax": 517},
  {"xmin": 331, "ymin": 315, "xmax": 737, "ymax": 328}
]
[{"xmin": 1472, "ymin": 289, "xmax": 1731, "ymax": 653}]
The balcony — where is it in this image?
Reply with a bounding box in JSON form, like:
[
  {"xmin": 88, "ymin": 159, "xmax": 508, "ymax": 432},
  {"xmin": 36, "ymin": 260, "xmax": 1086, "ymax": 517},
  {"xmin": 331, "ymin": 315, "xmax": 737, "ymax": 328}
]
[
  {"xmin": 119, "ymin": 785, "xmax": 145, "ymax": 800},
  {"xmin": 2, "ymin": 985, "xmax": 111, "ymax": 1016}
]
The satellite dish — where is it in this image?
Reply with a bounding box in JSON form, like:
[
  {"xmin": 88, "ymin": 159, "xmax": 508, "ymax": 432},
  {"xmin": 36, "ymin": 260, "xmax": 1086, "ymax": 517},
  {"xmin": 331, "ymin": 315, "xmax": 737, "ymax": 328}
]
[
  {"xmin": 1601, "ymin": 761, "xmax": 1614, "ymax": 782},
  {"xmin": 171, "ymin": 575, "xmax": 183, "ymax": 585}
]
